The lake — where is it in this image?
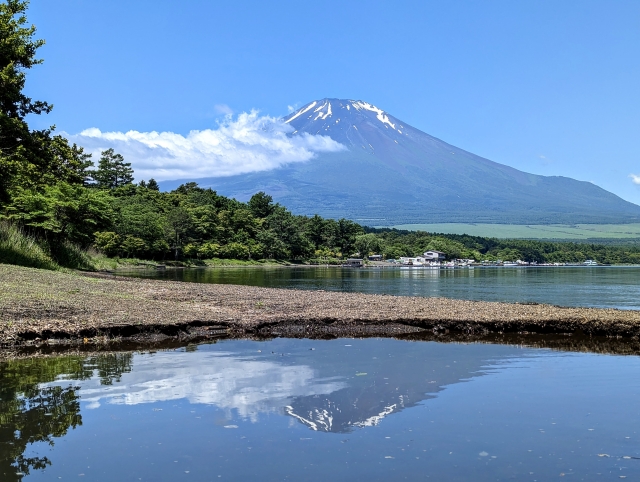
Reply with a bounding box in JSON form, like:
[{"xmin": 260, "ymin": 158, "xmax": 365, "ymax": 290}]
[
  {"xmin": 118, "ymin": 265, "xmax": 640, "ymax": 310},
  {"xmin": 3, "ymin": 338, "xmax": 640, "ymax": 481}
]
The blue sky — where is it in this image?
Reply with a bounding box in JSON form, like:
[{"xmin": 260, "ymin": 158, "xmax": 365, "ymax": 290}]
[{"xmin": 26, "ymin": 0, "xmax": 640, "ymax": 204}]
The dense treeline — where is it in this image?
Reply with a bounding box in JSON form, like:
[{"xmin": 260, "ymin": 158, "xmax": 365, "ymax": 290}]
[
  {"xmin": 89, "ymin": 179, "xmax": 365, "ymax": 262},
  {"xmin": 365, "ymin": 228, "xmax": 640, "ymax": 265},
  {"xmin": 2, "ymin": 1, "xmax": 640, "ymax": 269}
]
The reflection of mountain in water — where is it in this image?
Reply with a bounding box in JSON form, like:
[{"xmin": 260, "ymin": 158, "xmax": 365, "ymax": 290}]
[
  {"xmin": 39, "ymin": 341, "xmax": 515, "ymax": 437},
  {"xmin": 283, "ymin": 340, "xmax": 500, "ymax": 433}
]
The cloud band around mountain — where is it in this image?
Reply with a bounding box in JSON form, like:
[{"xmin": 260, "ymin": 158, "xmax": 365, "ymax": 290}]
[{"xmin": 65, "ymin": 111, "xmax": 346, "ymax": 182}]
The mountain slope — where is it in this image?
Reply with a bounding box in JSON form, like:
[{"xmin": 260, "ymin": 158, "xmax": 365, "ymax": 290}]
[{"xmin": 162, "ymin": 98, "xmax": 640, "ymax": 225}]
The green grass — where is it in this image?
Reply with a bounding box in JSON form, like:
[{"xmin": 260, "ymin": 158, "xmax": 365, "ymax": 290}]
[
  {"xmin": 0, "ymin": 221, "xmax": 100, "ymax": 271},
  {"xmin": 389, "ymin": 223, "xmax": 640, "ymax": 240},
  {"xmin": 202, "ymin": 258, "xmax": 289, "ymax": 267},
  {"xmin": 0, "ymin": 222, "xmax": 60, "ymax": 270}
]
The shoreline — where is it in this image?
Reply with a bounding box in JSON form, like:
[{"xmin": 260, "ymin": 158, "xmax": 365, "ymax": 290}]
[{"xmin": 2, "ymin": 263, "xmax": 640, "ymax": 352}]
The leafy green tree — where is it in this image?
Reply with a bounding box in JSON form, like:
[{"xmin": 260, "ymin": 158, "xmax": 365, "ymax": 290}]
[
  {"xmin": 93, "ymin": 231, "xmax": 120, "ymax": 256},
  {"xmin": 354, "ymin": 233, "xmax": 384, "ymax": 257},
  {"xmin": 336, "ymin": 218, "xmax": 364, "ymax": 256},
  {"xmin": 219, "ymin": 242, "xmax": 250, "ymax": 260},
  {"xmin": 0, "ymin": 0, "xmax": 49, "ymax": 204},
  {"xmin": 120, "ymin": 235, "xmax": 147, "ymax": 258},
  {"xmin": 383, "ymin": 244, "xmax": 410, "ymax": 260},
  {"xmin": 0, "ymin": 1, "xmax": 93, "ymax": 205},
  {"xmin": 7, "ymin": 182, "xmax": 114, "ymax": 247},
  {"xmin": 265, "ymin": 207, "xmax": 313, "ymax": 259},
  {"xmin": 198, "ymin": 242, "xmax": 221, "ymax": 259},
  {"xmin": 305, "ymin": 214, "xmax": 327, "ymax": 249},
  {"xmin": 91, "ymin": 148, "xmax": 134, "ymax": 189},
  {"xmin": 112, "ymin": 196, "xmax": 167, "ymax": 257},
  {"xmin": 257, "ymin": 229, "xmax": 289, "ymax": 259},
  {"xmin": 165, "ymin": 206, "xmax": 193, "ymax": 259}
]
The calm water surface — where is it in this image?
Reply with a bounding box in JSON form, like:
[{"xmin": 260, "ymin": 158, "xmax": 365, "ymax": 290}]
[
  {"xmin": 3, "ymin": 338, "xmax": 640, "ymax": 481},
  {"xmin": 119, "ymin": 266, "xmax": 640, "ymax": 310}
]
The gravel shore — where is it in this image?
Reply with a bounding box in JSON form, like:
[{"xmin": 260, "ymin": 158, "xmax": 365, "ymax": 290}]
[{"xmin": 2, "ymin": 263, "xmax": 640, "ymax": 348}]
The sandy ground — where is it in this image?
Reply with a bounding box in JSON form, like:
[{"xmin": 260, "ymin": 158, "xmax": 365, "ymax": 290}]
[{"xmin": 2, "ymin": 264, "xmax": 640, "ymax": 349}]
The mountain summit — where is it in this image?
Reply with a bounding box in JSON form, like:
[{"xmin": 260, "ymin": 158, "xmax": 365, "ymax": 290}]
[{"xmin": 164, "ymin": 98, "xmax": 640, "ymax": 225}]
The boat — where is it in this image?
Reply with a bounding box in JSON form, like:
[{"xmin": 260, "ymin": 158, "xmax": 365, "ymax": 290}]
[
  {"xmin": 502, "ymin": 262, "xmax": 518, "ymax": 267},
  {"xmin": 583, "ymin": 260, "xmax": 598, "ymax": 266}
]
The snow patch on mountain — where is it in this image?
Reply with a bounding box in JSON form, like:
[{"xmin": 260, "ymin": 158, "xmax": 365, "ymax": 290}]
[
  {"xmin": 284, "ymin": 101, "xmax": 317, "ymax": 124},
  {"xmin": 351, "ymin": 101, "xmax": 396, "ymax": 129}
]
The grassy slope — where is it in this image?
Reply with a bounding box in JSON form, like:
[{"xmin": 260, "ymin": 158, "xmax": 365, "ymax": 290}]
[
  {"xmin": 0, "ymin": 222, "xmax": 60, "ymax": 270},
  {"xmin": 390, "ymin": 223, "xmax": 640, "ymax": 240}
]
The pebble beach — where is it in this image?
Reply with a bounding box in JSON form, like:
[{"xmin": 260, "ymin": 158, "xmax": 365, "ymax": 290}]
[{"xmin": 2, "ymin": 263, "xmax": 640, "ymax": 348}]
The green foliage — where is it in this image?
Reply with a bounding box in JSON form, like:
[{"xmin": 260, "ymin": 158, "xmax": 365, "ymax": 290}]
[
  {"xmin": 6, "ymin": 182, "xmax": 114, "ymax": 247},
  {"xmin": 0, "ymin": 1, "xmax": 92, "ymax": 203},
  {"xmin": 0, "ymin": 220, "xmax": 58, "ymax": 270},
  {"xmin": 93, "ymin": 231, "xmax": 120, "ymax": 257},
  {"xmin": 354, "ymin": 233, "xmax": 384, "ymax": 257},
  {"xmin": 90, "ymin": 148, "xmax": 134, "ymax": 189},
  {"xmin": 147, "ymin": 178, "xmax": 159, "ymax": 191},
  {"xmin": 248, "ymin": 191, "xmax": 275, "ymax": 218}
]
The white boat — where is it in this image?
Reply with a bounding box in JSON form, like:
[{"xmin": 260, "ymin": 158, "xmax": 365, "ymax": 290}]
[
  {"xmin": 583, "ymin": 260, "xmax": 598, "ymax": 266},
  {"xmin": 502, "ymin": 262, "xmax": 518, "ymax": 267}
]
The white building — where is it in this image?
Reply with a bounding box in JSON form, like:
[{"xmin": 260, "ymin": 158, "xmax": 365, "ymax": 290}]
[{"xmin": 424, "ymin": 250, "xmax": 446, "ymax": 261}]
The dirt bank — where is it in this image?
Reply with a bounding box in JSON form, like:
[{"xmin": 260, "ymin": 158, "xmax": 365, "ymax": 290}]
[{"xmin": 2, "ymin": 264, "xmax": 640, "ymax": 349}]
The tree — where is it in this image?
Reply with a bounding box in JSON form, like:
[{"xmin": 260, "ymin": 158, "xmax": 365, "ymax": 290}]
[
  {"xmin": 91, "ymin": 148, "xmax": 134, "ymax": 189},
  {"xmin": 248, "ymin": 191, "xmax": 274, "ymax": 218},
  {"xmin": 165, "ymin": 206, "xmax": 193, "ymax": 259},
  {"xmin": 336, "ymin": 218, "xmax": 364, "ymax": 255},
  {"xmin": 354, "ymin": 233, "xmax": 384, "ymax": 258},
  {"xmin": 0, "ymin": 1, "xmax": 95, "ymax": 206},
  {"xmin": 147, "ymin": 178, "xmax": 159, "ymax": 191},
  {"xmin": 305, "ymin": 214, "xmax": 328, "ymax": 250},
  {"xmin": 7, "ymin": 182, "xmax": 114, "ymax": 247}
]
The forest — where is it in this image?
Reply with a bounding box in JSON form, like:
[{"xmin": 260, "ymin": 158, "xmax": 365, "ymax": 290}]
[{"xmin": 2, "ymin": 0, "xmax": 640, "ymax": 271}]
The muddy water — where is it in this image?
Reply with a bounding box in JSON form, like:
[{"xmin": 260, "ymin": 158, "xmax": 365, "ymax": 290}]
[
  {"xmin": 2, "ymin": 338, "xmax": 639, "ymax": 481},
  {"xmin": 118, "ymin": 265, "xmax": 640, "ymax": 310}
]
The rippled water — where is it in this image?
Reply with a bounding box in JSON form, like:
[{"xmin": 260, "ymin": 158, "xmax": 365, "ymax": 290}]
[
  {"xmin": 119, "ymin": 265, "xmax": 640, "ymax": 310},
  {"xmin": 3, "ymin": 338, "xmax": 640, "ymax": 481}
]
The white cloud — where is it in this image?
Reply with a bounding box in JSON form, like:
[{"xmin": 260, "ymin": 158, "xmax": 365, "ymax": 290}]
[
  {"xmin": 47, "ymin": 350, "xmax": 345, "ymax": 422},
  {"xmin": 65, "ymin": 111, "xmax": 346, "ymax": 181},
  {"xmin": 630, "ymin": 174, "xmax": 640, "ymax": 185},
  {"xmin": 214, "ymin": 104, "xmax": 234, "ymax": 115}
]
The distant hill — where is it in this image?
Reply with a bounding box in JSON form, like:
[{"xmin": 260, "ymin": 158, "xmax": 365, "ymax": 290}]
[{"xmin": 161, "ymin": 98, "xmax": 640, "ymax": 225}]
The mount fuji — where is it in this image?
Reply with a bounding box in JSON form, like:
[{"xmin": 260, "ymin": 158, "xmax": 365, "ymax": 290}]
[{"xmin": 162, "ymin": 98, "xmax": 640, "ymax": 225}]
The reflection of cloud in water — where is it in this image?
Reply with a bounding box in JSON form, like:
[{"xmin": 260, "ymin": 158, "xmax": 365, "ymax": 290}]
[{"xmin": 72, "ymin": 351, "xmax": 345, "ymax": 421}]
